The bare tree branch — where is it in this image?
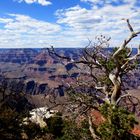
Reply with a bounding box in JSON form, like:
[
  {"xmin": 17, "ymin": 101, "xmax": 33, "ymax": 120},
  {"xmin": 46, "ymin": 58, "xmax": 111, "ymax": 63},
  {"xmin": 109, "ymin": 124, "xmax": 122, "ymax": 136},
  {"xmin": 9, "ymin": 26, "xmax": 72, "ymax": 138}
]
[
  {"xmin": 88, "ymin": 115, "xmax": 101, "ymax": 140},
  {"xmin": 113, "ymin": 19, "xmax": 140, "ymax": 59}
]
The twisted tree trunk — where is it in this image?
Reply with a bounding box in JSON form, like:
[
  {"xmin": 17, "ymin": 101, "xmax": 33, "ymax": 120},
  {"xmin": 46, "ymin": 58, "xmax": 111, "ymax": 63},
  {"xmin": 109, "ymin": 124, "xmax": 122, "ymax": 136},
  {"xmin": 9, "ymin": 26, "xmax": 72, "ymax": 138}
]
[{"xmin": 109, "ymin": 74, "xmax": 121, "ymax": 104}]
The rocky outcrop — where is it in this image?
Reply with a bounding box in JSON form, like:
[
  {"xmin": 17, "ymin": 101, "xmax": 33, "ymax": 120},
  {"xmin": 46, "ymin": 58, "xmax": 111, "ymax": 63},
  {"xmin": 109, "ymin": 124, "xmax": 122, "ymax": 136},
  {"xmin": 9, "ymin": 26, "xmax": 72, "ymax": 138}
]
[
  {"xmin": 25, "ymin": 80, "xmax": 37, "ymax": 95},
  {"xmin": 123, "ymin": 70, "xmax": 140, "ymax": 90},
  {"xmin": 0, "ymin": 49, "xmax": 38, "ymax": 64},
  {"xmin": 25, "ymin": 80, "xmax": 49, "ymax": 95},
  {"xmin": 23, "ymin": 107, "xmax": 58, "ymax": 128},
  {"xmin": 37, "ymin": 83, "xmax": 48, "ymax": 94},
  {"xmin": 0, "ymin": 78, "xmax": 49, "ymax": 96},
  {"xmin": 36, "ymin": 60, "xmax": 47, "ymax": 66}
]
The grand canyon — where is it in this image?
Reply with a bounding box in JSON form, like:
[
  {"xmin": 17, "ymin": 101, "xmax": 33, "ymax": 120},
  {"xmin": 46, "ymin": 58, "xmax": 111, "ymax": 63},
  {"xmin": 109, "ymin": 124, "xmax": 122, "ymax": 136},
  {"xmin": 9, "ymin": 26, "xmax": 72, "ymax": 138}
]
[{"xmin": 0, "ymin": 48, "xmax": 140, "ymax": 107}]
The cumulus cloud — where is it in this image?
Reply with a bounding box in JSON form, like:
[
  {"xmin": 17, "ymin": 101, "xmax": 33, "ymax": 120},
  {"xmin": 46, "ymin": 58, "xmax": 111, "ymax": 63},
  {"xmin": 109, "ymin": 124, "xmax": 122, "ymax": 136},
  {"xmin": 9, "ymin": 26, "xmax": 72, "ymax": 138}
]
[
  {"xmin": 6, "ymin": 14, "xmax": 60, "ymax": 33},
  {"xmin": 0, "ymin": 14, "xmax": 62, "ymax": 48},
  {"xmin": 14, "ymin": 0, "xmax": 52, "ymax": 6},
  {"xmin": 0, "ymin": 18, "xmax": 14, "ymax": 23},
  {"xmin": 81, "ymin": 0, "xmax": 137, "ymax": 6},
  {"xmin": 56, "ymin": 5, "xmax": 102, "ymax": 29},
  {"xmin": 0, "ymin": 13, "xmax": 90, "ymax": 48},
  {"xmin": 1, "ymin": 0, "xmax": 140, "ymax": 48},
  {"xmin": 55, "ymin": 1, "xmax": 140, "ymax": 47}
]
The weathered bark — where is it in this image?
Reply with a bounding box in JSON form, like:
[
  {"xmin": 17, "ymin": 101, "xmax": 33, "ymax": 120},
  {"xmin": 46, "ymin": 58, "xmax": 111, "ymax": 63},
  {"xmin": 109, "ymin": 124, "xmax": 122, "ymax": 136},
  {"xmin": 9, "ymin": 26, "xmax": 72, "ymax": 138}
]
[
  {"xmin": 109, "ymin": 74, "xmax": 121, "ymax": 104},
  {"xmin": 110, "ymin": 19, "xmax": 140, "ymax": 105},
  {"xmin": 113, "ymin": 19, "xmax": 140, "ymax": 59},
  {"xmin": 88, "ymin": 116, "xmax": 100, "ymax": 140}
]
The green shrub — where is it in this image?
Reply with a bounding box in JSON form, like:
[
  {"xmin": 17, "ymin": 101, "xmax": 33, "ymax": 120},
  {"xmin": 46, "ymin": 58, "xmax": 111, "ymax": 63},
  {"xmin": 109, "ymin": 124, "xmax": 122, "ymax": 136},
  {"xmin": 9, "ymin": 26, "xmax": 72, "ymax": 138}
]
[
  {"xmin": 97, "ymin": 103, "xmax": 139, "ymax": 140},
  {"xmin": 46, "ymin": 112, "xmax": 64, "ymax": 138}
]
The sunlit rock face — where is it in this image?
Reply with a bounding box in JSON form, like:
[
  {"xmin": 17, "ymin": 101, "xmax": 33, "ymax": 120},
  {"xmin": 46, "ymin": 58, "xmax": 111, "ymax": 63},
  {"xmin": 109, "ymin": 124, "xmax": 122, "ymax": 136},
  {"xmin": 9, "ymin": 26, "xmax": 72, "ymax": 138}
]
[
  {"xmin": 23, "ymin": 107, "xmax": 58, "ymax": 128},
  {"xmin": 0, "ymin": 48, "xmax": 140, "ymax": 96}
]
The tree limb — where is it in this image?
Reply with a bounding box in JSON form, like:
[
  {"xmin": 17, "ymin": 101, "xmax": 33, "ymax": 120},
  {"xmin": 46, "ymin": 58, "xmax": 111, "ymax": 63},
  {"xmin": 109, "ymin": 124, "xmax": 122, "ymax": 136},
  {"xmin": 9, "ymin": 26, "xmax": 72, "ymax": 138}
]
[
  {"xmin": 88, "ymin": 116, "xmax": 100, "ymax": 140},
  {"xmin": 113, "ymin": 19, "xmax": 140, "ymax": 59}
]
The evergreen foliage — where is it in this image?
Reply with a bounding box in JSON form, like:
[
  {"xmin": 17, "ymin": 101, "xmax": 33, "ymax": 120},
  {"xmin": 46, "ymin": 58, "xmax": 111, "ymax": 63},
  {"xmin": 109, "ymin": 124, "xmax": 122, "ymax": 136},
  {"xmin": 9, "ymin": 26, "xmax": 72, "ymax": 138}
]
[{"xmin": 97, "ymin": 103, "xmax": 139, "ymax": 140}]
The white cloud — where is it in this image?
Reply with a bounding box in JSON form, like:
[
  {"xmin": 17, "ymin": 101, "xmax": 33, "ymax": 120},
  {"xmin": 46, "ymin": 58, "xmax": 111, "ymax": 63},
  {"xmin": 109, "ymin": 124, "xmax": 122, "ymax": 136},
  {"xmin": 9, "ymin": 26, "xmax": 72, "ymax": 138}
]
[
  {"xmin": 14, "ymin": 0, "xmax": 52, "ymax": 6},
  {"xmin": 0, "ymin": 18, "xmax": 13, "ymax": 23},
  {"xmin": 5, "ymin": 14, "xmax": 60, "ymax": 34},
  {"xmin": 0, "ymin": 14, "xmax": 62, "ymax": 48},
  {"xmin": 55, "ymin": 2, "xmax": 140, "ymax": 47},
  {"xmin": 56, "ymin": 5, "xmax": 102, "ymax": 29},
  {"xmin": 0, "ymin": 0, "xmax": 140, "ymax": 48},
  {"xmin": 81, "ymin": 0, "xmax": 137, "ymax": 5}
]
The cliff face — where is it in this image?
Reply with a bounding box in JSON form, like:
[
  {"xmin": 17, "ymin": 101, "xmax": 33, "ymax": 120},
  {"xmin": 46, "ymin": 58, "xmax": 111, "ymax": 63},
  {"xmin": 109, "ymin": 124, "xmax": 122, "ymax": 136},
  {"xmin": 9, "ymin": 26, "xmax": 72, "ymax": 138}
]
[
  {"xmin": 0, "ymin": 48, "xmax": 81, "ymax": 96},
  {"xmin": 0, "ymin": 49, "xmax": 38, "ymax": 64},
  {"xmin": 0, "ymin": 48, "xmax": 140, "ymax": 96},
  {"xmin": 0, "ymin": 78, "xmax": 49, "ymax": 96}
]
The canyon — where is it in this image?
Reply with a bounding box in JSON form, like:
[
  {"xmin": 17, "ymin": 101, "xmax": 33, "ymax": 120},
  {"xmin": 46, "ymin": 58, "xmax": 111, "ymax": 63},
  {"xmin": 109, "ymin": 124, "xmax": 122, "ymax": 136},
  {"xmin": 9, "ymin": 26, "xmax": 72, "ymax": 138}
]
[{"xmin": 0, "ymin": 48, "xmax": 140, "ymax": 107}]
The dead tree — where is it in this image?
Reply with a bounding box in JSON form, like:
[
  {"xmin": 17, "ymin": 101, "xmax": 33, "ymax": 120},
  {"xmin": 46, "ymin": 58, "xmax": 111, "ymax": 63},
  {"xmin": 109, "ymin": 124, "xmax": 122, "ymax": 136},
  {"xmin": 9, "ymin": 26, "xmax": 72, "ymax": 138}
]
[
  {"xmin": 48, "ymin": 19, "xmax": 140, "ymax": 105},
  {"xmin": 47, "ymin": 19, "xmax": 140, "ymax": 139}
]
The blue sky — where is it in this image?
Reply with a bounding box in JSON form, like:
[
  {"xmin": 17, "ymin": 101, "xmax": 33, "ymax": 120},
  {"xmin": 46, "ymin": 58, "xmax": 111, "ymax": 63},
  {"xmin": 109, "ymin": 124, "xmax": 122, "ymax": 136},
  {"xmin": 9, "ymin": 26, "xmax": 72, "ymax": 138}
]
[{"xmin": 0, "ymin": 0, "xmax": 140, "ymax": 48}]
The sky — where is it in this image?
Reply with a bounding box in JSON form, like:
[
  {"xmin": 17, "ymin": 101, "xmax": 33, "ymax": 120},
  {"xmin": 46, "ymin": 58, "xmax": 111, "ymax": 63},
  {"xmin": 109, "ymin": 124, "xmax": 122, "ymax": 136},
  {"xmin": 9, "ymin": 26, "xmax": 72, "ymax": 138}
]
[{"xmin": 0, "ymin": 0, "xmax": 140, "ymax": 48}]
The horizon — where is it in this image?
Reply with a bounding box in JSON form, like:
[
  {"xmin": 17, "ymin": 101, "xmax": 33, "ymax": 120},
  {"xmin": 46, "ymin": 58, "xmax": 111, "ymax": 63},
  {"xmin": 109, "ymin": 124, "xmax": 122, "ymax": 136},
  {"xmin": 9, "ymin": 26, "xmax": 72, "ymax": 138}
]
[
  {"xmin": 0, "ymin": 0, "xmax": 140, "ymax": 48},
  {"xmin": 0, "ymin": 47, "xmax": 138, "ymax": 50}
]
